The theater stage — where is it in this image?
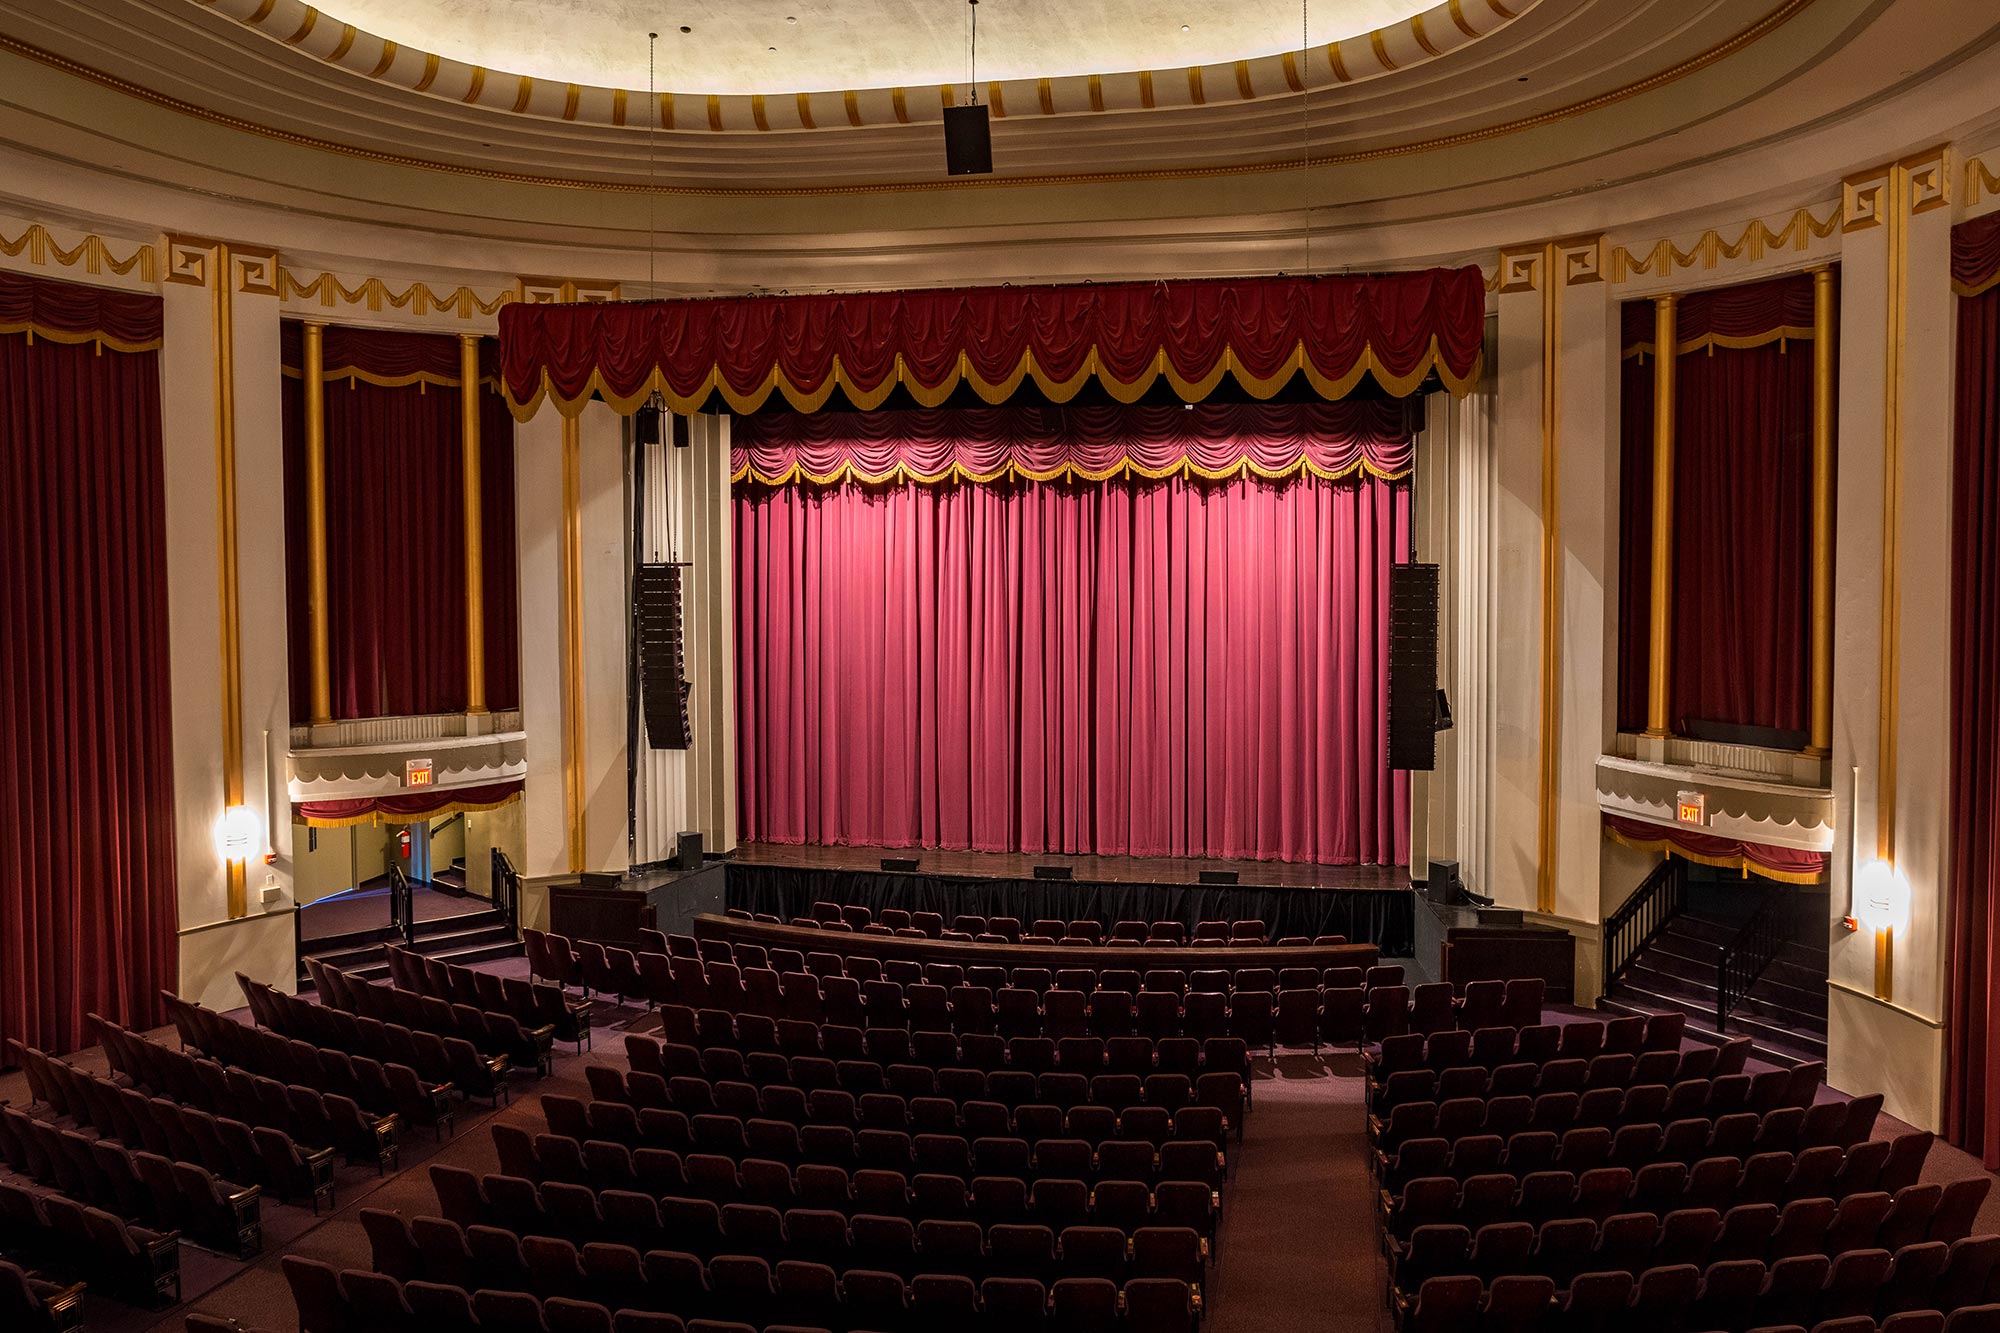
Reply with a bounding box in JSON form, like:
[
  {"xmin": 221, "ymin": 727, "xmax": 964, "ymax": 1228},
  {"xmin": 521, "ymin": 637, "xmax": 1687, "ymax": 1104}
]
[{"xmin": 723, "ymin": 842, "xmax": 1416, "ymax": 956}]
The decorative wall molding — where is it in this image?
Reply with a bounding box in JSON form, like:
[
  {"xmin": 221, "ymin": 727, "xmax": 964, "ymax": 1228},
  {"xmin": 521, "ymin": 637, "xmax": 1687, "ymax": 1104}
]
[
  {"xmin": 286, "ymin": 724, "xmax": 529, "ymax": 802},
  {"xmin": 277, "ymin": 267, "xmax": 517, "ymax": 321},
  {"xmin": 1968, "ymin": 155, "xmax": 2000, "ymax": 210},
  {"xmin": 1595, "ymin": 755, "xmax": 1836, "ymax": 853},
  {"xmin": 1607, "ymin": 203, "xmax": 1840, "ymax": 285},
  {"xmin": 0, "ymin": 221, "xmax": 158, "ymax": 284}
]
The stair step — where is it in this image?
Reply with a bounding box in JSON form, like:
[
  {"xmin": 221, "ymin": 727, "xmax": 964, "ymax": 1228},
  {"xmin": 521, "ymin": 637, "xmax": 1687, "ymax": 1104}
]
[{"xmin": 1595, "ymin": 993, "xmax": 1820, "ymax": 1069}]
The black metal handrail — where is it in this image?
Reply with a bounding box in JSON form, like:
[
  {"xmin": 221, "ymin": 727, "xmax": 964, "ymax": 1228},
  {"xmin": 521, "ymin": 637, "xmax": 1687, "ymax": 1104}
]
[
  {"xmin": 1603, "ymin": 856, "xmax": 1686, "ymax": 987},
  {"xmin": 1716, "ymin": 890, "xmax": 1788, "ymax": 1034},
  {"xmin": 388, "ymin": 863, "xmax": 417, "ymax": 946},
  {"xmin": 491, "ymin": 848, "xmax": 522, "ymax": 938}
]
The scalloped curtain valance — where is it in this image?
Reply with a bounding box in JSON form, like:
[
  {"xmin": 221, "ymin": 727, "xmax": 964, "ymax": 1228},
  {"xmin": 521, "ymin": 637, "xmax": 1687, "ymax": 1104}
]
[
  {"xmin": 1603, "ymin": 813, "xmax": 1826, "ymax": 885},
  {"xmin": 1620, "ymin": 270, "xmax": 1821, "ymax": 361},
  {"xmin": 0, "ymin": 267, "xmax": 161, "ymax": 353},
  {"xmin": 279, "ymin": 320, "xmax": 500, "ymax": 391},
  {"xmin": 293, "ymin": 779, "xmax": 524, "ymax": 828},
  {"xmin": 496, "ymin": 268, "xmax": 1486, "ymax": 420},
  {"xmin": 729, "ymin": 399, "xmax": 1418, "ymax": 488},
  {"xmin": 1954, "ymin": 211, "xmax": 2000, "ymax": 298}
]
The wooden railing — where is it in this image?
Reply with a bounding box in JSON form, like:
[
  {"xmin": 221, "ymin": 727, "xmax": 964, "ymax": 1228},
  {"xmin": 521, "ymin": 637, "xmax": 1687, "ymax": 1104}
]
[{"xmin": 1602, "ymin": 856, "xmax": 1686, "ymax": 988}]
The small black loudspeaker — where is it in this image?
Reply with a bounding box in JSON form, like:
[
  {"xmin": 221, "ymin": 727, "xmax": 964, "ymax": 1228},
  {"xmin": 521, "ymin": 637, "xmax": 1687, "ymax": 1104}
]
[
  {"xmin": 1424, "ymin": 858, "xmax": 1460, "ymax": 905},
  {"xmin": 943, "ymin": 103, "xmax": 993, "ymax": 176},
  {"xmin": 881, "ymin": 857, "xmax": 920, "ymax": 872},
  {"xmin": 1198, "ymin": 870, "xmax": 1239, "ymax": 886},
  {"xmin": 673, "ymin": 831, "xmax": 703, "ymax": 871},
  {"xmin": 1389, "ymin": 563, "xmax": 1441, "ymax": 771},
  {"xmin": 1033, "ymin": 864, "xmax": 1073, "ymax": 881},
  {"xmin": 1476, "ymin": 907, "xmax": 1525, "ymax": 927}
]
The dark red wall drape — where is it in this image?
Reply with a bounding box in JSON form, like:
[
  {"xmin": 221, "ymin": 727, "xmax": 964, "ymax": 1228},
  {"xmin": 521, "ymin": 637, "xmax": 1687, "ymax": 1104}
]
[
  {"xmin": 1946, "ymin": 212, "xmax": 2000, "ymax": 1169},
  {"xmin": 0, "ymin": 271, "xmax": 178, "ymax": 1056},
  {"xmin": 1616, "ymin": 273, "xmax": 1819, "ymax": 738},
  {"xmin": 280, "ymin": 324, "xmax": 520, "ymax": 719},
  {"xmin": 734, "ymin": 408, "xmax": 1411, "ymax": 866}
]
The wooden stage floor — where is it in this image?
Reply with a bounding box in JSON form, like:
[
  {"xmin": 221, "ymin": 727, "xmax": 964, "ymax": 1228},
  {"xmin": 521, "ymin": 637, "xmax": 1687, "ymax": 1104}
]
[{"xmin": 730, "ymin": 841, "xmax": 1407, "ymax": 892}]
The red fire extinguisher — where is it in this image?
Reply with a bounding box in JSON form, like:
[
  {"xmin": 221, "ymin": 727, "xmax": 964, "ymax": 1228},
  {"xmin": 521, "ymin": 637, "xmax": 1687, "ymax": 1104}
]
[{"xmin": 397, "ymin": 828, "xmax": 411, "ymax": 861}]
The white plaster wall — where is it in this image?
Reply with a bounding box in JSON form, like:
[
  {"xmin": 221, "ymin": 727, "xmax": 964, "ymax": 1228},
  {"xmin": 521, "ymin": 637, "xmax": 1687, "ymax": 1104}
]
[
  {"xmin": 1490, "ymin": 280, "xmax": 1548, "ymax": 912},
  {"xmin": 515, "ymin": 408, "xmax": 569, "ymax": 878},
  {"xmin": 577, "ymin": 401, "xmax": 632, "ymax": 876}
]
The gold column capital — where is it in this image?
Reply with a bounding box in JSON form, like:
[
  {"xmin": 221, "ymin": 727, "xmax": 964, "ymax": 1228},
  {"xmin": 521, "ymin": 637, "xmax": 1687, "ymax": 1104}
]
[
  {"xmin": 460, "ymin": 333, "xmax": 488, "ymax": 716},
  {"xmin": 1643, "ymin": 292, "xmax": 1677, "ymax": 740}
]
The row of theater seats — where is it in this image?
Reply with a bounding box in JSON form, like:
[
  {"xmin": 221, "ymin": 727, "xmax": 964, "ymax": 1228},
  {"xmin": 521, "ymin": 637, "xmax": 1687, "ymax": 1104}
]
[
  {"xmin": 236, "ymin": 973, "xmax": 511, "ymax": 1105},
  {"xmin": 0, "ymin": 1104, "xmax": 261, "ymax": 1257},
  {"xmin": 409, "ymin": 1176, "xmax": 1209, "ymax": 1289},
  {"xmin": 0, "ymin": 1178, "xmax": 179, "ymax": 1307},
  {"xmin": 1366, "ymin": 1019, "xmax": 1714, "ymax": 1085},
  {"xmin": 1391, "ymin": 1195, "xmax": 1994, "ymax": 1296},
  {"xmin": 281, "ymin": 1250, "xmax": 1201, "ymax": 1333},
  {"xmin": 383, "ymin": 944, "xmax": 593, "ymax": 1051},
  {"xmin": 789, "ymin": 901, "xmax": 1281, "ymax": 947},
  {"xmin": 630, "ymin": 1028, "xmax": 1252, "ymax": 1094},
  {"xmin": 7, "ymin": 1040, "xmax": 332, "ymax": 1212},
  {"xmin": 165, "ymin": 992, "xmax": 455, "ymax": 1138},
  {"xmin": 0, "ymin": 1259, "xmax": 79, "ymax": 1333},
  {"xmin": 1370, "ymin": 1048, "xmax": 1751, "ymax": 1115},
  {"xmin": 1397, "ymin": 1252, "xmax": 2000, "ymax": 1333},
  {"xmin": 94, "ymin": 1014, "xmax": 401, "ymax": 1173},
  {"xmin": 491, "ymin": 1125, "xmax": 1224, "ymax": 1226},
  {"xmin": 306, "ymin": 958, "xmax": 553, "ymax": 1077}
]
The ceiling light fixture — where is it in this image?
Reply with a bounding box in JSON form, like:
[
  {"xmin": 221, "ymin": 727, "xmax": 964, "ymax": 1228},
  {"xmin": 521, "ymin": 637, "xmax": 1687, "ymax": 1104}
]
[{"xmin": 942, "ymin": 0, "xmax": 992, "ymax": 176}]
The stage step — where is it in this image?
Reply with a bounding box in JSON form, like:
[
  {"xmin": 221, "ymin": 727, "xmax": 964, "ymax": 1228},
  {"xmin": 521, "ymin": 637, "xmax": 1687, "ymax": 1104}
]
[{"xmin": 297, "ymin": 906, "xmax": 519, "ymax": 989}]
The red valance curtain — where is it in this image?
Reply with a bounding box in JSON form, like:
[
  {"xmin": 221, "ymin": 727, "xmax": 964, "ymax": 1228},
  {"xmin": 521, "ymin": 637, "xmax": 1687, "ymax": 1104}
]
[
  {"xmin": 280, "ymin": 323, "xmax": 520, "ymax": 719},
  {"xmin": 295, "ymin": 780, "xmax": 523, "ymax": 828},
  {"xmin": 735, "ymin": 405, "xmax": 1411, "ymax": 865},
  {"xmin": 499, "ymin": 268, "xmax": 1486, "ymax": 418},
  {"xmin": 1616, "ymin": 273, "xmax": 1820, "ymax": 739},
  {"xmin": 1602, "ymin": 815, "xmax": 1826, "ymax": 885},
  {"xmin": 731, "ymin": 399, "xmax": 1417, "ymax": 486},
  {"xmin": 0, "ymin": 270, "xmax": 178, "ymax": 1055},
  {"xmin": 1947, "ymin": 211, "xmax": 2000, "ymax": 1169}
]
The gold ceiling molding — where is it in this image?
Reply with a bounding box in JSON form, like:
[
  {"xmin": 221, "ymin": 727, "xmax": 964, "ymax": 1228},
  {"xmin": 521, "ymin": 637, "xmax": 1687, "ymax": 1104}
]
[
  {"xmin": 0, "ymin": 221, "xmax": 159, "ymax": 283},
  {"xmin": 0, "ymin": 0, "xmax": 1816, "ymax": 198},
  {"xmin": 1607, "ymin": 202, "xmax": 1841, "ymax": 283}
]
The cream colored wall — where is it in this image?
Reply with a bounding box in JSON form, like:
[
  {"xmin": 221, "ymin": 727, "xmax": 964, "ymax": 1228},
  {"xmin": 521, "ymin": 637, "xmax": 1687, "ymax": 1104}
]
[
  {"xmin": 516, "ymin": 407, "xmax": 571, "ymax": 881},
  {"xmin": 578, "ymin": 402, "xmax": 633, "ymax": 877},
  {"xmin": 291, "ymin": 824, "xmax": 356, "ymax": 908},
  {"xmin": 465, "ymin": 800, "xmax": 528, "ymax": 896}
]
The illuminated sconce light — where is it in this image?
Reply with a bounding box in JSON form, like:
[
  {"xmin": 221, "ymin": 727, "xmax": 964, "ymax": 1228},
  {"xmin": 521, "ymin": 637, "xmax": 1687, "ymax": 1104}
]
[
  {"xmin": 213, "ymin": 804, "xmax": 262, "ymax": 864},
  {"xmin": 1855, "ymin": 858, "xmax": 1909, "ymax": 1001}
]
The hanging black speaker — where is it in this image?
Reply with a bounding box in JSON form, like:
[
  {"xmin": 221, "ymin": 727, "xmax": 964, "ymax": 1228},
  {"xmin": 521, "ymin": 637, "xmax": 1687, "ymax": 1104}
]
[
  {"xmin": 1388, "ymin": 563, "xmax": 1441, "ymax": 772},
  {"xmin": 943, "ymin": 103, "xmax": 993, "ymax": 176},
  {"xmin": 635, "ymin": 562, "xmax": 692, "ymax": 749}
]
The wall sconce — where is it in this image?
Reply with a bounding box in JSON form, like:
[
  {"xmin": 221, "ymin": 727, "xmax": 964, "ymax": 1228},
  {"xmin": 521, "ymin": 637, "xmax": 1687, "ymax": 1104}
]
[
  {"xmin": 213, "ymin": 804, "xmax": 262, "ymax": 864},
  {"xmin": 1855, "ymin": 858, "xmax": 1910, "ymax": 1001}
]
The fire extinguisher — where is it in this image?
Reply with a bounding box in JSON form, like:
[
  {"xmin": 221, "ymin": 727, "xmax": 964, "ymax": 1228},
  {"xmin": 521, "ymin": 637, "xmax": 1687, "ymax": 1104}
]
[{"xmin": 397, "ymin": 828, "xmax": 411, "ymax": 861}]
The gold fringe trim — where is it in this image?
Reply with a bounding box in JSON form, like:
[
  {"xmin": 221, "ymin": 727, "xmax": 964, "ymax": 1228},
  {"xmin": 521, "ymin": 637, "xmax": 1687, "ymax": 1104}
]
[
  {"xmin": 0, "ymin": 320, "xmax": 161, "ymax": 353},
  {"xmin": 506, "ymin": 338, "xmax": 1484, "ymax": 423},
  {"xmin": 1952, "ymin": 268, "xmax": 2000, "ymax": 300},
  {"xmin": 1604, "ymin": 823, "xmax": 1826, "ymax": 885},
  {"xmin": 280, "ymin": 364, "xmax": 502, "ymax": 390},
  {"xmin": 1622, "ymin": 324, "xmax": 1815, "ymax": 361},
  {"xmin": 731, "ymin": 452, "xmax": 1411, "ymax": 488},
  {"xmin": 297, "ymin": 788, "xmax": 523, "ymax": 828}
]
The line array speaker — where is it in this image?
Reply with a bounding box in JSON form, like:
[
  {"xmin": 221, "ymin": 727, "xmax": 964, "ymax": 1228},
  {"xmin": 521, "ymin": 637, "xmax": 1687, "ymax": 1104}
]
[
  {"xmin": 636, "ymin": 562, "xmax": 692, "ymax": 750},
  {"xmin": 1389, "ymin": 562, "xmax": 1441, "ymax": 772}
]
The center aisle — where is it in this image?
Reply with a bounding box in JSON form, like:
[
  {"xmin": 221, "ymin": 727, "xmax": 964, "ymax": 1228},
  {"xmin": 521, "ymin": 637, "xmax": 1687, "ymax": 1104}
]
[{"xmin": 1206, "ymin": 1052, "xmax": 1391, "ymax": 1333}]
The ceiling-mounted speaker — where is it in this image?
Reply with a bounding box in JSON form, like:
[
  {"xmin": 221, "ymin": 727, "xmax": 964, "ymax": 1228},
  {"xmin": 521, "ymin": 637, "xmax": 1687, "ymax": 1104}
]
[
  {"xmin": 636, "ymin": 562, "xmax": 692, "ymax": 750},
  {"xmin": 943, "ymin": 103, "xmax": 993, "ymax": 176},
  {"xmin": 634, "ymin": 393, "xmax": 665, "ymax": 447},
  {"xmin": 672, "ymin": 413, "xmax": 691, "ymax": 448},
  {"xmin": 1388, "ymin": 562, "xmax": 1441, "ymax": 772}
]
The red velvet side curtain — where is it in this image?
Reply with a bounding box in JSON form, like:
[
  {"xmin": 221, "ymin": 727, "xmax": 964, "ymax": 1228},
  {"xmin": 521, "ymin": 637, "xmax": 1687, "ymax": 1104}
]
[
  {"xmin": 735, "ymin": 408, "xmax": 1411, "ymax": 866},
  {"xmin": 1946, "ymin": 212, "xmax": 2000, "ymax": 1168},
  {"xmin": 280, "ymin": 323, "xmax": 520, "ymax": 719},
  {"xmin": 1616, "ymin": 273, "xmax": 1819, "ymax": 739},
  {"xmin": 0, "ymin": 271, "xmax": 178, "ymax": 1055},
  {"xmin": 1601, "ymin": 816, "xmax": 1825, "ymax": 884}
]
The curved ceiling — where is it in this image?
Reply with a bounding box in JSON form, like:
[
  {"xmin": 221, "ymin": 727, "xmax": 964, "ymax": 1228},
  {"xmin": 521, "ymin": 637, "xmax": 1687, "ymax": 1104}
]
[{"xmin": 317, "ymin": 0, "xmax": 1442, "ymax": 95}]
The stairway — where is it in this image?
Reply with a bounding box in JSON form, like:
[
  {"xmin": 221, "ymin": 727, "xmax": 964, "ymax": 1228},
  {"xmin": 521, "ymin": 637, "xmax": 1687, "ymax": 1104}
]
[
  {"xmin": 295, "ymin": 896, "xmax": 520, "ymax": 991},
  {"xmin": 1599, "ymin": 905, "xmax": 1829, "ymax": 1068}
]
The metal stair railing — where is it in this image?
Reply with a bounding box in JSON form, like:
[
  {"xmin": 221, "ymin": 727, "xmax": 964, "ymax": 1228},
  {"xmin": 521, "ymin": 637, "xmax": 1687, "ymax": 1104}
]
[
  {"xmin": 1716, "ymin": 889, "xmax": 1789, "ymax": 1035},
  {"xmin": 1602, "ymin": 856, "xmax": 1687, "ymax": 988}
]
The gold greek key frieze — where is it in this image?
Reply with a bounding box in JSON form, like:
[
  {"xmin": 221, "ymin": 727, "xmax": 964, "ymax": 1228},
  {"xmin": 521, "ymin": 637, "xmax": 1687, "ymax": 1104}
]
[
  {"xmin": 1557, "ymin": 235, "xmax": 1604, "ymax": 286},
  {"xmin": 517, "ymin": 277, "xmax": 623, "ymax": 305},
  {"xmin": 1609, "ymin": 204, "xmax": 1840, "ymax": 283},
  {"xmin": 1842, "ymin": 170, "xmax": 1890, "ymax": 234},
  {"xmin": 234, "ymin": 248, "xmax": 281, "ymax": 296},
  {"xmin": 164, "ymin": 235, "xmax": 216, "ymax": 286},
  {"xmin": 0, "ymin": 223, "xmax": 158, "ymax": 283},
  {"xmin": 1495, "ymin": 247, "xmax": 1544, "ymax": 293},
  {"xmin": 1902, "ymin": 145, "xmax": 1951, "ymax": 216}
]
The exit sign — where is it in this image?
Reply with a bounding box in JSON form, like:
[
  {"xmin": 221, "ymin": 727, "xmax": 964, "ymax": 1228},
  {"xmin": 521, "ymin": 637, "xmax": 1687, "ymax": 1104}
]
[
  {"xmin": 405, "ymin": 759, "xmax": 434, "ymax": 788},
  {"xmin": 1676, "ymin": 790, "xmax": 1706, "ymax": 826}
]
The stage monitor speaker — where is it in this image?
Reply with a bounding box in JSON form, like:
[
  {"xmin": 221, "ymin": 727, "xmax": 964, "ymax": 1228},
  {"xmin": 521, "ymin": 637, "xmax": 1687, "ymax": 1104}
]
[
  {"xmin": 1476, "ymin": 907, "xmax": 1525, "ymax": 927},
  {"xmin": 1033, "ymin": 864, "xmax": 1073, "ymax": 881},
  {"xmin": 636, "ymin": 563, "xmax": 692, "ymax": 750},
  {"xmin": 1425, "ymin": 857, "xmax": 1460, "ymax": 905},
  {"xmin": 1198, "ymin": 870, "xmax": 1239, "ymax": 885},
  {"xmin": 673, "ymin": 831, "xmax": 703, "ymax": 872},
  {"xmin": 943, "ymin": 103, "xmax": 993, "ymax": 176},
  {"xmin": 881, "ymin": 856, "xmax": 921, "ymax": 872},
  {"xmin": 1389, "ymin": 563, "xmax": 1441, "ymax": 771}
]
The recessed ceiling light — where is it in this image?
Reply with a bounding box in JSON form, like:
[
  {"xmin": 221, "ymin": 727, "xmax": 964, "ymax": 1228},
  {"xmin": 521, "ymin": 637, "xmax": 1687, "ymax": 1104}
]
[
  {"xmin": 679, "ymin": 25, "xmax": 691, "ymax": 34},
  {"xmin": 1181, "ymin": 24, "xmax": 1191, "ymax": 32},
  {"xmin": 786, "ymin": 14, "xmax": 798, "ymax": 21},
  {"xmin": 768, "ymin": 45, "xmax": 778, "ymax": 52}
]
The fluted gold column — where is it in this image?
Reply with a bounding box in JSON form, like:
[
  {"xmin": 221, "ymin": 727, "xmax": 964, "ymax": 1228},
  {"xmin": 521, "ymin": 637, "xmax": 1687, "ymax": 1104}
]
[
  {"xmin": 459, "ymin": 335, "xmax": 487, "ymax": 715},
  {"xmin": 1806, "ymin": 266, "xmax": 1836, "ymax": 757},
  {"xmin": 1643, "ymin": 293, "xmax": 1677, "ymax": 739},
  {"xmin": 560, "ymin": 416, "xmax": 586, "ymax": 873},
  {"xmin": 302, "ymin": 322, "xmax": 333, "ymax": 728}
]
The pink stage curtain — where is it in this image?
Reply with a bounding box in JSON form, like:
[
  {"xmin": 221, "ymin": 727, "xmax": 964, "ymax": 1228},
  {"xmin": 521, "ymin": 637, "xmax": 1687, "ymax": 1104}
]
[
  {"xmin": 281, "ymin": 323, "xmax": 520, "ymax": 718},
  {"xmin": 295, "ymin": 780, "xmax": 524, "ymax": 828},
  {"xmin": 735, "ymin": 429, "xmax": 1411, "ymax": 866},
  {"xmin": 732, "ymin": 399, "xmax": 1416, "ymax": 486},
  {"xmin": 1602, "ymin": 815, "xmax": 1826, "ymax": 885},
  {"xmin": 1617, "ymin": 273, "xmax": 1818, "ymax": 739},
  {"xmin": 499, "ymin": 269, "xmax": 1486, "ymax": 417},
  {"xmin": 0, "ymin": 270, "xmax": 178, "ymax": 1056},
  {"xmin": 1947, "ymin": 211, "xmax": 2000, "ymax": 1168}
]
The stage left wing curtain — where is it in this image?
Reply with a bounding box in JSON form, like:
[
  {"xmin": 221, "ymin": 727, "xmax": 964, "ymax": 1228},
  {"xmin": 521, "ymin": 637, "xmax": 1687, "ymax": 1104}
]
[
  {"xmin": 0, "ymin": 269, "xmax": 179, "ymax": 1055},
  {"xmin": 280, "ymin": 323, "xmax": 520, "ymax": 719},
  {"xmin": 734, "ymin": 401, "xmax": 1411, "ymax": 866}
]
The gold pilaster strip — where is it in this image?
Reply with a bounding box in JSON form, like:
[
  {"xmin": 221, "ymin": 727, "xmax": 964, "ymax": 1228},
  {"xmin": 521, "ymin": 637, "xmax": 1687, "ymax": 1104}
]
[
  {"xmin": 1370, "ymin": 30, "xmax": 1398, "ymax": 70},
  {"xmin": 1806, "ymin": 266, "xmax": 1836, "ymax": 756},
  {"xmin": 707, "ymin": 94, "xmax": 723, "ymax": 131},
  {"xmin": 560, "ymin": 417, "xmax": 587, "ymax": 873},
  {"xmin": 1644, "ymin": 293, "xmax": 1677, "ymax": 738},
  {"xmin": 843, "ymin": 90, "xmax": 861, "ymax": 126},
  {"xmin": 1875, "ymin": 927, "xmax": 1894, "ymax": 1002},
  {"xmin": 211, "ymin": 245, "xmax": 247, "ymax": 919},
  {"xmin": 1037, "ymin": 79, "xmax": 1055, "ymax": 114},
  {"xmin": 1187, "ymin": 67, "xmax": 1205, "ymax": 104},
  {"xmin": 661, "ymin": 91, "xmax": 675, "ymax": 129},
  {"xmin": 564, "ymin": 84, "xmax": 583, "ymax": 120},
  {"xmin": 413, "ymin": 53, "xmax": 441, "ymax": 92},
  {"xmin": 367, "ymin": 40, "xmax": 398, "ymax": 78},
  {"xmin": 284, "ymin": 7, "xmax": 318, "ymax": 44},
  {"xmin": 988, "ymin": 83, "xmax": 1006, "ymax": 117},
  {"xmin": 512, "ymin": 76, "xmax": 534, "ymax": 113},
  {"xmin": 462, "ymin": 67, "xmax": 487, "ymax": 104},
  {"xmin": 1233, "ymin": 61, "xmax": 1254, "ymax": 100},
  {"xmin": 1535, "ymin": 242, "xmax": 1563, "ymax": 915},
  {"xmin": 1088, "ymin": 75, "xmax": 1104, "ymax": 112},
  {"xmin": 1447, "ymin": 0, "xmax": 1481, "ymax": 38},
  {"xmin": 1411, "ymin": 13, "xmax": 1443, "ymax": 56},
  {"xmin": 751, "ymin": 94, "xmax": 770, "ymax": 131},
  {"xmin": 461, "ymin": 335, "xmax": 487, "ymax": 715},
  {"xmin": 891, "ymin": 88, "xmax": 909, "ymax": 123},
  {"xmin": 796, "ymin": 92, "xmax": 816, "ymax": 128},
  {"xmin": 611, "ymin": 88, "xmax": 626, "ymax": 124},
  {"xmin": 326, "ymin": 24, "xmax": 356, "ymax": 63},
  {"xmin": 1281, "ymin": 52, "xmax": 1303, "ymax": 93},
  {"xmin": 1138, "ymin": 70, "xmax": 1155, "ymax": 108},
  {"xmin": 302, "ymin": 321, "xmax": 333, "ymax": 728},
  {"xmin": 1876, "ymin": 166, "xmax": 1907, "ymax": 861},
  {"xmin": 1327, "ymin": 42, "xmax": 1351, "ymax": 82}
]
